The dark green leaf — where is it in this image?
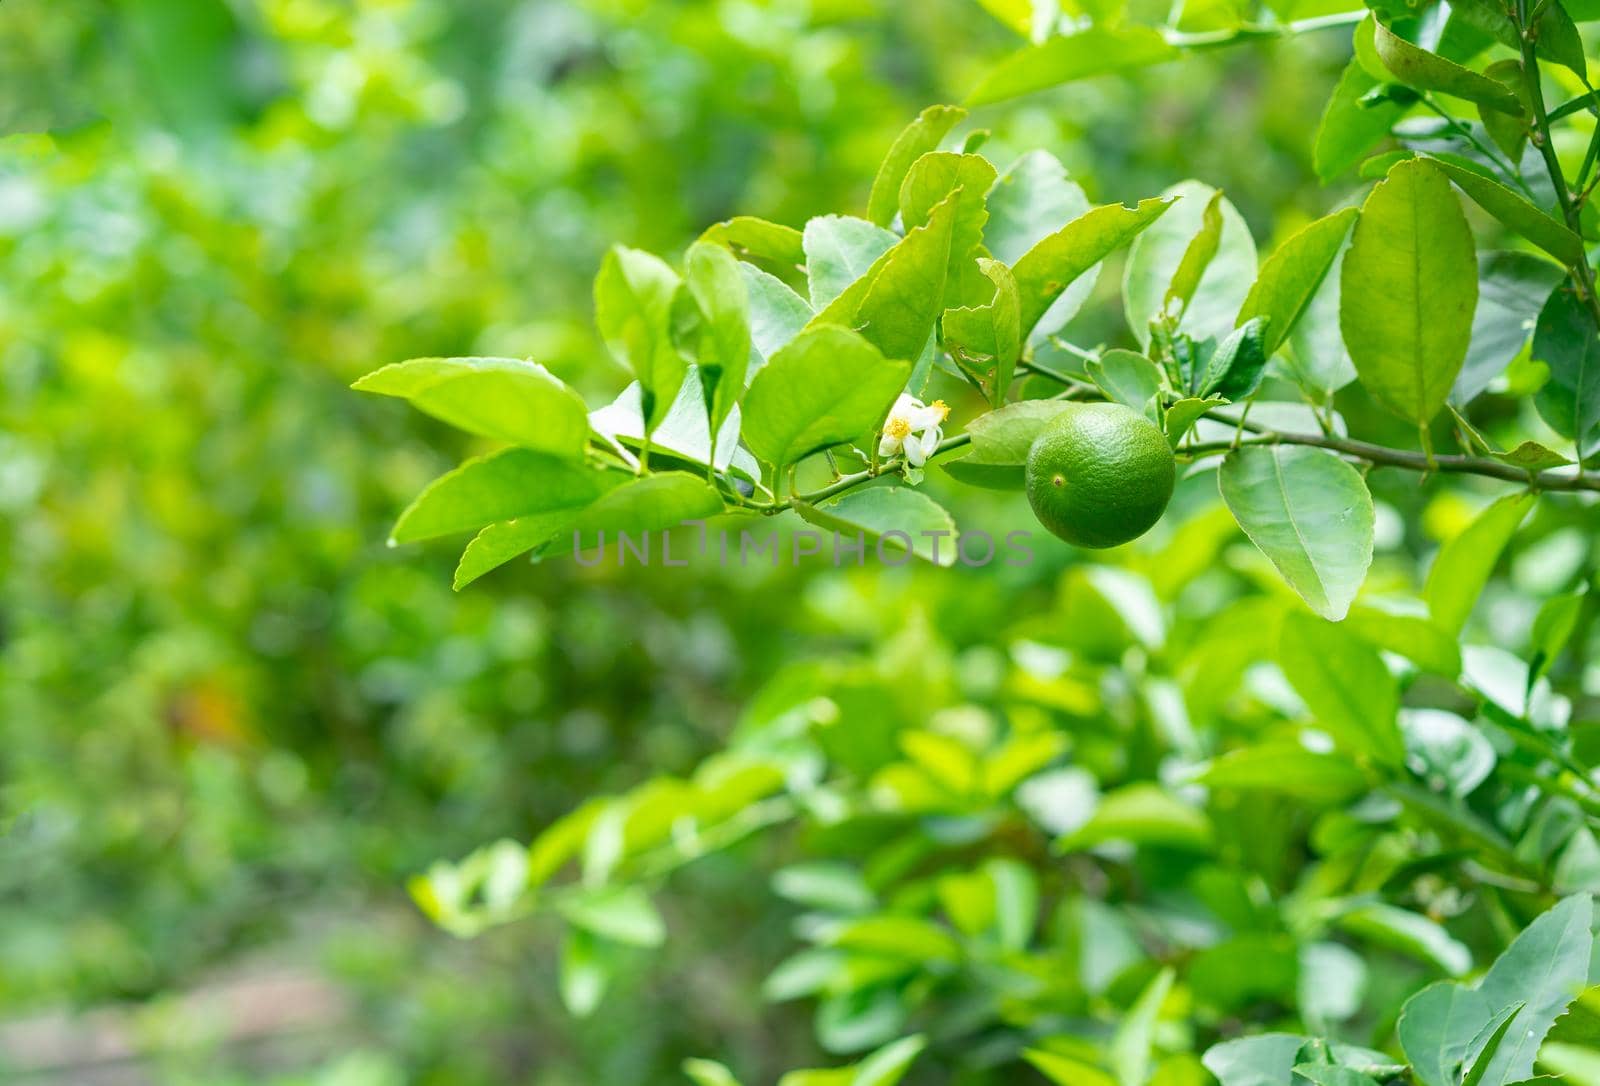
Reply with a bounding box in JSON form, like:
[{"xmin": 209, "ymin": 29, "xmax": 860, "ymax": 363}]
[
  {"xmin": 1199, "ymin": 318, "xmax": 1270, "ymax": 401},
  {"xmin": 1532, "ymin": 284, "xmax": 1600, "ymax": 455}
]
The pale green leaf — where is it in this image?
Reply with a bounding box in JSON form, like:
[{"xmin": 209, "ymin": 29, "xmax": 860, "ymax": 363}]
[
  {"xmin": 795, "ymin": 486, "xmax": 959, "ymax": 567},
  {"xmin": 594, "ymin": 246, "xmax": 684, "ymax": 433},
  {"xmin": 866, "ymin": 105, "xmax": 966, "ymax": 227},
  {"xmin": 1279, "ymin": 610, "xmax": 1405, "ymax": 767},
  {"xmin": 1340, "ymin": 159, "xmax": 1478, "ymax": 425},
  {"xmin": 804, "ymin": 215, "xmax": 898, "ymax": 310},
  {"xmin": 1217, "ymin": 445, "xmax": 1375, "ymax": 621},
  {"xmin": 1017, "ymin": 196, "xmax": 1176, "ymax": 334},
  {"xmin": 742, "ymin": 325, "xmax": 910, "ymax": 470},
  {"xmin": 1125, "ymin": 181, "xmax": 1256, "ymax": 347},
  {"xmin": 392, "ymin": 450, "xmax": 619, "ymax": 544},
  {"xmin": 1424, "ymin": 491, "xmax": 1534, "ymax": 635},
  {"xmin": 1237, "ymin": 207, "xmax": 1358, "ymax": 357},
  {"xmin": 353, "ymin": 356, "xmax": 591, "ymax": 458}
]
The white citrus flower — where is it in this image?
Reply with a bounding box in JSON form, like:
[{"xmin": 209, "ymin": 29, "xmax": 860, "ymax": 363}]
[{"xmin": 878, "ymin": 393, "xmax": 949, "ymax": 467}]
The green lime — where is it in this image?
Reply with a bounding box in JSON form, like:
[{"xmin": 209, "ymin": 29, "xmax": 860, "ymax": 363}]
[{"xmin": 1024, "ymin": 402, "xmax": 1175, "ymax": 548}]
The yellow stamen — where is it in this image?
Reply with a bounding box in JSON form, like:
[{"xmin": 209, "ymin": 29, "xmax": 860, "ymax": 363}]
[
  {"xmin": 885, "ymin": 417, "xmax": 912, "ymax": 439},
  {"xmin": 929, "ymin": 399, "xmax": 950, "ymax": 423}
]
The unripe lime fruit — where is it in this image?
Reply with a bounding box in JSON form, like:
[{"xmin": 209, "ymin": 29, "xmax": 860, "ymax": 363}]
[{"xmin": 1024, "ymin": 402, "xmax": 1175, "ymax": 548}]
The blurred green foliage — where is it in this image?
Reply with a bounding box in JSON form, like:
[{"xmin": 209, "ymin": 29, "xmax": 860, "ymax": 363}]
[{"xmin": 4, "ymin": 1, "xmax": 1598, "ymax": 1084}]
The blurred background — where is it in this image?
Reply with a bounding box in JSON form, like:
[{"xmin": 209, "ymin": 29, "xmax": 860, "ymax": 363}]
[{"xmin": 4, "ymin": 2, "xmax": 1581, "ymax": 1084}]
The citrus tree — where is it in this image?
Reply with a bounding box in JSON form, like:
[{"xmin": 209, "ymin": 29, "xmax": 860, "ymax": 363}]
[{"xmin": 350, "ymin": 3, "xmax": 1600, "ymax": 1084}]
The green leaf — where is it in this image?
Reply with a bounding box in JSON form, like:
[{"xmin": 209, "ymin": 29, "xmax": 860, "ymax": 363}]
[
  {"xmin": 1339, "ymin": 904, "xmax": 1473, "ymax": 976},
  {"xmin": 866, "ymin": 105, "xmax": 966, "ymax": 227},
  {"xmin": 1016, "ymin": 196, "xmax": 1177, "ymax": 335},
  {"xmin": 1063, "ymin": 782, "xmax": 1214, "ymax": 852},
  {"xmin": 683, "ymin": 1058, "xmax": 746, "ymax": 1086},
  {"xmin": 683, "ymin": 241, "xmax": 753, "ymax": 443},
  {"xmin": 812, "ymin": 191, "xmax": 960, "ymax": 362},
  {"xmin": 560, "ymin": 930, "xmax": 611, "ymax": 1018},
  {"xmin": 1237, "ymin": 208, "xmax": 1359, "ymax": 357},
  {"xmin": 1315, "ymin": 57, "xmax": 1403, "ymax": 183},
  {"xmin": 1529, "ymin": 590, "xmax": 1585, "ymax": 684},
  {"xmin": 795, "ymin": 486, "xmax": 959, "ymax": 567},
  {"xmin": 1400, "ymin": 895, "xmax": 1595, "ymax": 1086},
  {"xmin": 804, "ymin": 215, "xmax": 898, "ymax": 310},
  {"xmin": 1448, "ymin": 0, "xmax": 1586, "ymax": 78},
  {"xmin": 941, "ymin": 399, "xmax": 1073, "ymax": 488},
  {"xmin": 1425, "ymin": 156, "xmax": 1584, "ymax": 267},
  {"xmin": 1462, "ymin": 1003, "xmax": 1526, "ymax": 1086},
  {"xmin": 1112, "ymin": 968, "xmax": 1175, "ymax": 1086},
  {"xmin": 773, "ymin": 864, "xmax": 877, "ymax": 914},
  {"xmin": 589, "ymin": 368, "xmax": 757, "ymax": 478},
  {"xmin": 1278, "ymin": 611, "xmax": 1405, "ymax": 767},
  {"xmin": 1424, "ymin": 491, "xmax": 1535, "ymax": 635},
  {"xmin": 1088, "ymin": 348, "xmax": 1163, "ymax": 413},
  {"xmin": 699, "ymin": 216, "xmax": 806, "ymax": 269},
  {"xmin": 1454, "ymin": 252, "xmax": 1566, "ymax": 404},
  {"xmin": 392, "ymin": 451, "xmax": 619, "ymax": 544},
  {"xmin": 1281, "ymin": 236, "xmax": 1358, "ymax": 404},
  {"xmin": 899, "ymin": 151, "xmax": 996, "ymax": 301},
  {"xmin": 1217, "ymin": 446, "xmax": 1375, "ymax": 622},
  {"xmin": 984, "ymin": 151, "xmax": 1093, "ymax": 265},
  {"xmin": 943, "ymin": 258, "xmax": 1022, "ymax": 403},
  {"xmin": 1166, "ymin": 190, "xmax": 1226, "ymax": 320},
  {"xmin": 353, "ymin": 357, "xmax": 591, "ymax": 458},
  {"xmin": 1399, "ymin": 709, "xmax": 1496, "ymax": 796},
  {"xmin": 1199, "ymin": 318, "xmax": 1270, "ymax": 401},
  {"xmin": 1204, "ymin": 1034, "xmax": 1308, "ymax": 1086},
  {"xmin": 1125, "ymin": 181, "xmax": 1257, "ymax": 347},
  {"xmin": 1340, "ymin": 158, "xmax": 1478, "ymax": 426},
  {"xmin": 1292, "ymin": 1066, "xmax": 1380, "ymax": 1086},
  {"xmin": 967, "ymin": 26, "xmax": 1177, "ymax": 106},
  {"xmin": 450, "ymin": 456, "xmax": 722, "ymax": 587},
  {"xmin": 1492, "ymin": 440, "xmax": 1571, "ymax": 472},
  {"xmin": 744, "ymin": 263, "xmax": 815, "ymax": 369},
  {"xmin": 1479, "ymin": 61, "xmax": 1531, "ymax": 162},
  {"xmin": 1532, "ymin": 284, "xmax": 1600, "ymax": 455},
  {"xmin": 742, "ymin": 325, "xmax": 911, "ymax": 471},
  {"xmin": 1372, "ymin": 22, "xmax": 1523, "ymax": 114},
  {"xmin": 1164, "ymin": 395, "xmax": 1226, "ymax": 446},
  {"xmin": 1200, "ymin": 743, "xmax": 1369, "ymax": 803},
  {"xmin": 1343, "ymin": 606, "xmax": 1461, "ymax": 675},
  {"xmin": 850, "ymin": 1034, "xmax": 928, "ymax": 1086},
  {"xmin": 557, "ymin": 886, "xmax": 667, "ymax": 947},
  {"xmin": 985, "ymin": 858, "xmax": 1038, "ymax": 951},
  {"xmin": 1026, "ymin": 1050, "xmax": 1121, "ymax": 1086},
  {"xmin": 594, "ymin": 246, "xmax": 684, "ymax": 434}
]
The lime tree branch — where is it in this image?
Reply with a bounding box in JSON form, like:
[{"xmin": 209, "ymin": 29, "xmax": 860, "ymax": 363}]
[
  {"xmin": 1180, "ymin": 429, "xmax": 1600, "ymax": 492},
  {"xmin": 1513, "ymin": 0, "xmax": 1600, "ymax": 326}
]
